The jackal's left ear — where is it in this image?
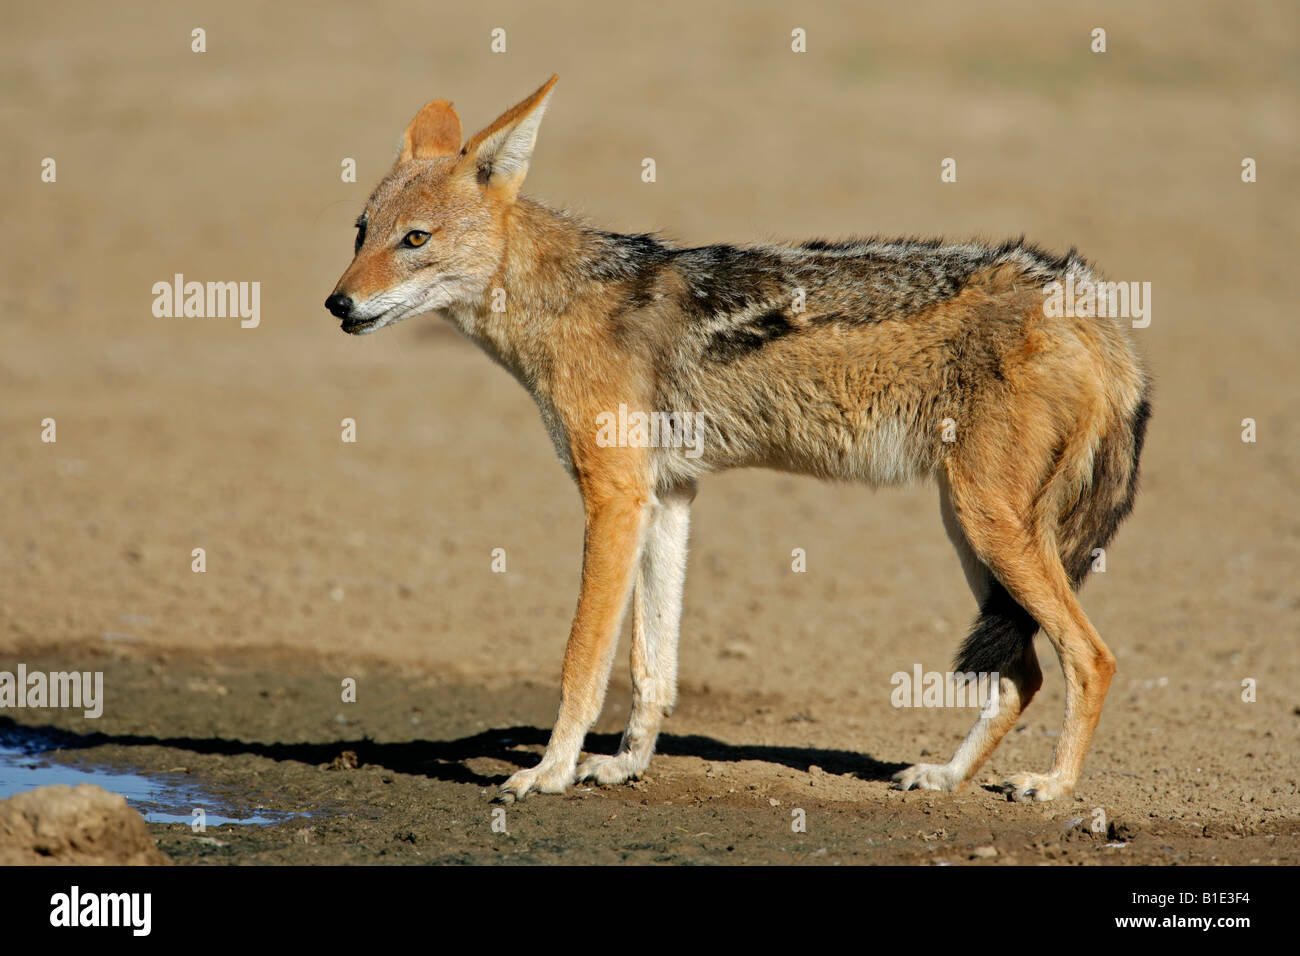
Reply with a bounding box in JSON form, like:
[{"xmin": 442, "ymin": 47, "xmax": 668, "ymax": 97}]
[
  {"xmin": 398, "ymin": 99, "xmax": 463, "ymax": 162},
  {"xmin": 457, "ymin": 75, "xmax": 558, "ymax": 199}
]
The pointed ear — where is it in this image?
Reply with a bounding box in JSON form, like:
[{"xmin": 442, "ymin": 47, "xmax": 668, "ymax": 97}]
[
  {"xmin": 457, "ymin": 75, "xmax": 558, "ymax": 198},
  {"xmin": 398, "ymin": 99, "xmax": 463, "ymax": 162}
]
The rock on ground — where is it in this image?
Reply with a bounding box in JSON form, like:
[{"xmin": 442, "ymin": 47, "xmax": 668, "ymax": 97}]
[{"xmin": 0, "ymin": 784, "xmax": 169, "ymax": 865}]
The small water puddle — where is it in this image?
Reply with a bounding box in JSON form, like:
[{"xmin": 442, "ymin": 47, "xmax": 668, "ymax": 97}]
[{"xmin": 0, "ymin": 726, "xmax": 299, "ymax": 826}]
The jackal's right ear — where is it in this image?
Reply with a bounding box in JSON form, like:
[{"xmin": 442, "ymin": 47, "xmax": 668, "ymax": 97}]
[
  {"xmin": 398, "ymin": 99, "xmax": 463, "ymax": 162},
  {"xmin": 456, "ymin": 75, "xmax": 558, "ymax": 199}
]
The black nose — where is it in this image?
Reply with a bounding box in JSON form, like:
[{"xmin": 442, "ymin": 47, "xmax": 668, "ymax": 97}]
[{"xmin": 325, "ymin": 294, "xmax": 353, "ymax": 319}]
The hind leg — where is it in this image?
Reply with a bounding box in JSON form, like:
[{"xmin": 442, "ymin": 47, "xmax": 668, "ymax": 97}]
[
  {"xmin": 893, "ymin": 478, "xmax": 1043, "ymax": 792},
  {"xmin": 892, "ymin": 644, "xmax": 1041, "ymax": 792},
  {"xmin": 946, "ymin": 476, "xmax": 1116, "ymax": 803}
]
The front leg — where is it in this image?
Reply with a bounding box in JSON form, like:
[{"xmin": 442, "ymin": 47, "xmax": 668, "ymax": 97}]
[
  {"xmin": 498, "ymin": 485, "xmax": 650, "ymax": 801},
  {"xmin": 578, "ymin": 481, "xmax": 694, "ymax": 786}
]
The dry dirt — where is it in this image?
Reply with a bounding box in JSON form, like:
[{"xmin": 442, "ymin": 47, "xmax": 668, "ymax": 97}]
[{"xmin": 1, "ymin": 0, "xmax": 1297, "ymax": 865}]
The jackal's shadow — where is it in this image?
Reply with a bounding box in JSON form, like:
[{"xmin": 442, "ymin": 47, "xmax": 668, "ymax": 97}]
[{"xmin": 0, "ymin": 717, "xmax": 905, "ymax": 789}]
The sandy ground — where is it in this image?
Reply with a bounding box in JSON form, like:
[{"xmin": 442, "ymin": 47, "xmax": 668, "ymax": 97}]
[{"xmin": 1, "ymin": 1, "xmax": 1297, "ymax": 865}]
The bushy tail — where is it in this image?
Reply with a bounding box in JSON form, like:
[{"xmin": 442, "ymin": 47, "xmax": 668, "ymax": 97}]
[
  {"xmin": 953, "ymin": 580, "xmax": 1040, "ymax": 675},
  {"xmin": 1057, "ymin": 393, "xmax": 1152, "ymax": 589},
  {"xmin": 954, "ymin": 391, "xmax": 1152, "ymax": 674}
]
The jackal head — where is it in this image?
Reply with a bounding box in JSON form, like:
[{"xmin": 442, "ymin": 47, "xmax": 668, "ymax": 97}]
[{"xmin": 325, "ymin": 75, "xmax": 557, "ymax": 334}]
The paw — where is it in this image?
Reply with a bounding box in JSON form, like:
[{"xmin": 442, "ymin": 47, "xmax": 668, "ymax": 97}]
[
  {"xmin": 576, "ymin": 751, "xmax": 648, "ymax": 786},
  {"xmin": 495, "ymin": 761, "xmax": 575, "ymax": 803},
  {"xmin": 891, "ymin": 763, "xmax": 960, "ymax": 792},
  {"xmin": 1001, "ymin": 771, "xmax": 1071, "ymax": 803}
]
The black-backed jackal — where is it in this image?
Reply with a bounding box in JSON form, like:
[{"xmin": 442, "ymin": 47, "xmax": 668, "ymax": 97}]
[{"xmin": 326, "ymin": 77, "xmax": 1151, "ymax": 804}]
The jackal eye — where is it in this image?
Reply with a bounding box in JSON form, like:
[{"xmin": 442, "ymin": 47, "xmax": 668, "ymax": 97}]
[
  {"xmin": 354, "ymin": 221, "xmax": 366, "ymax": 252},
  {"xmin": 402, "ymin": 230, "xmax": 432, "ymax": 248}
]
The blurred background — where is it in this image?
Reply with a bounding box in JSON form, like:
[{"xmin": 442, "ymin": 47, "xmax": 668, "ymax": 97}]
[{"xmin": 2, "ymin": 0, "xmax": 1296, "ymax": 714}]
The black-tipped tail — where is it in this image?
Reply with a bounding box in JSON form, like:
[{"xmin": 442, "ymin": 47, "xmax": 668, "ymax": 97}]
[{"xmin": 954, "ymin": 581, "xmax": 1039, "ymax": 674}]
